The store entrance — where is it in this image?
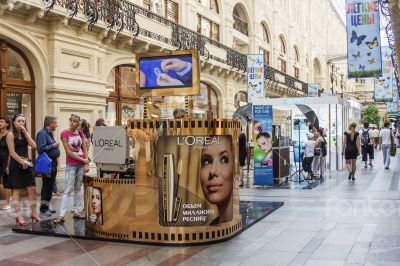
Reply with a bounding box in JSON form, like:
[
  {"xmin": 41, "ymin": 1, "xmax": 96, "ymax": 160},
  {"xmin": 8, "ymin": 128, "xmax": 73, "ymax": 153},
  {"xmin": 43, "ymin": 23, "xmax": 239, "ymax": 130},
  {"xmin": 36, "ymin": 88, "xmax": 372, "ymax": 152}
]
[{"xmin": 0, "ymin": 40, "xmax": 35, "ymax": 134}]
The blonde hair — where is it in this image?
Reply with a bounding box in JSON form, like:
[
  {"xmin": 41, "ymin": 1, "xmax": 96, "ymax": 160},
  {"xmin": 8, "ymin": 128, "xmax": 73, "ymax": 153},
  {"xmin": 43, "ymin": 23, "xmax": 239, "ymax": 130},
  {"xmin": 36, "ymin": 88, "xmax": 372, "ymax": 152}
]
[{"xmin": 349, "ymin": 123, "xmax": 357, "ymax": 141}]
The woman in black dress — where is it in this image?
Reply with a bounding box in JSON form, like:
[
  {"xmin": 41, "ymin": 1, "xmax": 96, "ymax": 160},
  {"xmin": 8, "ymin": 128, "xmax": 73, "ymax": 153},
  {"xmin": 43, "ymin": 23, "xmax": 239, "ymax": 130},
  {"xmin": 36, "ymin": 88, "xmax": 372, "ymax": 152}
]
[
  {"xmin": 238, "ymin": 131, "xmax": 247, "ymax": 187},
  {"xmin": 6, "ymin": 114, "xmax": 38, "ymax": 225},
  {"xmin": 343, "ymin": 123, "xmax": 361, "ymax": 181},
  {"xmin": 0, "ymin": 117, "xmax": 11, "ymax": 210}
]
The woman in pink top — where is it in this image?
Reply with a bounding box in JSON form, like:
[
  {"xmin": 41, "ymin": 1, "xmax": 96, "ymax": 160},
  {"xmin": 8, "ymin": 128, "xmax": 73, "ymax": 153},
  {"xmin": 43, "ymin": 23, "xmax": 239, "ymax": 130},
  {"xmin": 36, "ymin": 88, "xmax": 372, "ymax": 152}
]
[{"xmin": 53, "ymin": 114, "xmax": 89, "ymax": 223}]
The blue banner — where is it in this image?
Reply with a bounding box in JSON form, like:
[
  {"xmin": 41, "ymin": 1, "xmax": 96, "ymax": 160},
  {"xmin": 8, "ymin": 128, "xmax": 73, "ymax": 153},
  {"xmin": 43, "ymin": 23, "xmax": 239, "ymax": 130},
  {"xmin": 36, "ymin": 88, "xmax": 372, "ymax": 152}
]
[
  {"xmin": 247, "ymin": 54, "xmax": 264, "ymax": 102},
  {"xmin": 386, "ymin": 102, "xmax": 398, "ymax": 114},
  {"xmin": 307, "ymin": 83, "xmax": 320, "ymax": 97},
  {"xmin": 375, "ymin": 47, "xmax": 393, "ymax": 102},
  {"xmin": 346, "ymin": 0, "xmax": 382, "ymax": 78},
  {"xmin": 252, "ymin": 105, "xmax": 274, "ymax": 186}
]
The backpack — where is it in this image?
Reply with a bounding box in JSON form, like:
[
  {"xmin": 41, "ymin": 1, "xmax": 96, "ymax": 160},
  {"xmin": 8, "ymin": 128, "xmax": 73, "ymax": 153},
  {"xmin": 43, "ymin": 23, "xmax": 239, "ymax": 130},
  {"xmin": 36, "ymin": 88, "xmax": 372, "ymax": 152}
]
[
  {"xmin": 361, "ymin": 129, "xmax": 370, "ymax": 146},
  {"xmin": 321, "ymin": 138, "xmax": 327, "ymax": 157},
  {"xmin": 35, "ymin": 152, "xmax": 52, "ymax": 174}
]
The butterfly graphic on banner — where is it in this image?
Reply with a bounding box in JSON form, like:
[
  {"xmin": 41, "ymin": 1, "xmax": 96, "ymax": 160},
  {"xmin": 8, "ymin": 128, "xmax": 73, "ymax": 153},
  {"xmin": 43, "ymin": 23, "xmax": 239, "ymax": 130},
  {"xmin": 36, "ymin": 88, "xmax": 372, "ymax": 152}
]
[
  {"xmin": 359, "ymin": 64, "xmax": 366, "ymax": 71},
  {"xmin": 376, "ymin": 79, "xmax": 385, "ymax": 85},
  {"xmin": 366, "ymin": 37, "xmax": 378, "ymax": 49},
  {"xmin": 367, "ymin": 52, "xmax": 371, "ymax": 56},
  {"xmin": 247, "ymin": 56, "xmax": 263, "ymax": 67},
  {"xmin": 350, "ymin": 31, "xmax": 366, "ymax": 46},
  {"xmin": 368, "ymin": 58, "xmax": 375, "ymax": 65},
  {"xmin": 352, "ymin": 51, "xmax": 361, "ymax": 60}
]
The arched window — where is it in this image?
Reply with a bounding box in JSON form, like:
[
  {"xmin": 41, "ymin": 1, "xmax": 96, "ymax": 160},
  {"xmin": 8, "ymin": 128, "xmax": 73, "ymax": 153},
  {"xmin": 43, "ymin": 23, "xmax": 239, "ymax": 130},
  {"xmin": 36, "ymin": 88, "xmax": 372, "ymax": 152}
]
[
  {"xmin": 293, "ymin": 46, "xmax": 300, "ymax": 79},
  {"xmin": 259, "ymin": 23, "xmax": 270, "ymax": 65},
  {"xmin": 191, "ymin": 82, "xmax": 219, "ymax": 119},
  {"xmin": 0, "ymin": 40, "xmax": 35, "ymax": 134},
  {"xmin": 199, "ymin": 0, "xmax": 219, "ymax": 13},
  {"xmin": 278, "ymin": 35, "xmax": 287, "ymax": 73},
  {"xmin": 105, "ymin": 65, "xmax": 143, "ymax": 126},
  {"xmin": 143, "ymin": 0, "xmax": 179, "ymax": 23},
  {"xmin": 233, "ymin": 4, "xmax": 248, "ymax": 36}
]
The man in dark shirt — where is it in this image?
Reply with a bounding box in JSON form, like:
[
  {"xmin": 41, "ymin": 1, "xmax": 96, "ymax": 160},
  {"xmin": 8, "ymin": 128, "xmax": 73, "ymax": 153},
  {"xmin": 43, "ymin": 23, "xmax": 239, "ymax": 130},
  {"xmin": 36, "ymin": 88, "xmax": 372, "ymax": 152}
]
[{"xmin": 36, "ymin": 116, "xmax": 60, "ymax": 216}]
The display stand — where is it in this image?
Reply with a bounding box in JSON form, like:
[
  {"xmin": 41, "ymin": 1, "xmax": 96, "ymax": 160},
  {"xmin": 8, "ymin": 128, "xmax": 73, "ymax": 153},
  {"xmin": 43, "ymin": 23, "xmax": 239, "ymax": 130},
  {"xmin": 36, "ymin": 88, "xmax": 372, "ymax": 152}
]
[{"xmin": 84, "ymin": 119, "xmax": 243, "ymax": 245}]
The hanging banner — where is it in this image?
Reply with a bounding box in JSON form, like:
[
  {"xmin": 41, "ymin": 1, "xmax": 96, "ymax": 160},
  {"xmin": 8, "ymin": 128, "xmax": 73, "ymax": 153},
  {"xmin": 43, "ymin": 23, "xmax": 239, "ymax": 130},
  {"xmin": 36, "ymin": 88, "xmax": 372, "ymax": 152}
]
[
  {"xmin": 247, "ymin": 54, "xmax": 264, "ymax": 102},
  {"xmin": 386, "ymin": 102, "xmax": 398, "ymax": 114},
  {"xmin": 252, "ymin": 105, "xmax": 274, "ymax": 186},
  {"xmin": 374, "ymin": 47, "xmax": 393, "ymax": 102},
  {"xmin": 307, "ymin": 83, "xmax": 320, "ymax": 97},
  {"xmin": 346, "ymin": 0, "xmax": 382, "ymax": 78}
]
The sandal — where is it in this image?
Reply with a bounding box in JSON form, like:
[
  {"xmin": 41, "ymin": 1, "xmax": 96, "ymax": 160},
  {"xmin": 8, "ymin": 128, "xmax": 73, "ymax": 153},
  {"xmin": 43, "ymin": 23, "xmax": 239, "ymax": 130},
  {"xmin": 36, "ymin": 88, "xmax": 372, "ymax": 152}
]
[
  {"xmin": 53, "ymin": 216, "xmax": 65, "ymax": 224},
  {"xmin": 73, "ymin": 212, "xmax": 85, "ymax": 219}
]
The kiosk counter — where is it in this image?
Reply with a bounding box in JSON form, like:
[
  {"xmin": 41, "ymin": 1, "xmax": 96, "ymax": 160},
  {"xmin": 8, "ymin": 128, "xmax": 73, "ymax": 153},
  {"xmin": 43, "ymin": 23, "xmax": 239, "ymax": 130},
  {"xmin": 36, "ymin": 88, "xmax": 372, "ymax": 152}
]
[{"xmin": 85, "ymin": 119, "xmax": 242, "ymax": 245}]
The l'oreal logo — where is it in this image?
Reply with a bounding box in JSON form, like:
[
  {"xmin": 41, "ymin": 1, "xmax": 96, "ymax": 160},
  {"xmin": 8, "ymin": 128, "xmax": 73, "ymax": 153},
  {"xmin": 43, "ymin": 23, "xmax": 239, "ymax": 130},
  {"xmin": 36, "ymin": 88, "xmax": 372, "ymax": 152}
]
[
  {"xmin": 94, "ymin": 139, "xmax": 123, "ymax": 148},
  {"xmin": 177, "ymin": 136, "xmax": 220, "ymax": 146}
]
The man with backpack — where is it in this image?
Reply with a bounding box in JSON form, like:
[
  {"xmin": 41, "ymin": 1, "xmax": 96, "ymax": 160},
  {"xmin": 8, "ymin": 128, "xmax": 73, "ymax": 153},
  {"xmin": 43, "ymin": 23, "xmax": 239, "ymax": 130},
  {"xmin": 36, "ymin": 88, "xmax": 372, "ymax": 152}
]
[{"xmin": 359, "ymin": 122, "xmax": 374, "ymax": 168}]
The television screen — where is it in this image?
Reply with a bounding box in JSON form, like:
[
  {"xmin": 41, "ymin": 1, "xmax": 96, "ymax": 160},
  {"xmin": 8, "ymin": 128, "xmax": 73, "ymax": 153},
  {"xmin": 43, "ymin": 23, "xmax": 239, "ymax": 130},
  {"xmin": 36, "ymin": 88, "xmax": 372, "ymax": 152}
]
[{"xmin": 136, "ymin": 50, "xmax": 200, "ymax": 96}]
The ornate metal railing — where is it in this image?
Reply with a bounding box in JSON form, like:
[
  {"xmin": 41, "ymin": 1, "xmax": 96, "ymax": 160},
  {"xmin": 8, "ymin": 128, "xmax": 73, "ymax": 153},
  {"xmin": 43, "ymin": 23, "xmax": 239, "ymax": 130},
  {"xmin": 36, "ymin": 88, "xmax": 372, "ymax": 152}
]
[
  {"xmin": 233, "ymin": 15, "xmax": 248, "ymax": 36},
  {"xmin": 380, "ymin": 0, "xmax": 400, "ymax": 96},
  {"xmin": 42, "ymin": 0, "xmax": 307, "ymax": 93}
]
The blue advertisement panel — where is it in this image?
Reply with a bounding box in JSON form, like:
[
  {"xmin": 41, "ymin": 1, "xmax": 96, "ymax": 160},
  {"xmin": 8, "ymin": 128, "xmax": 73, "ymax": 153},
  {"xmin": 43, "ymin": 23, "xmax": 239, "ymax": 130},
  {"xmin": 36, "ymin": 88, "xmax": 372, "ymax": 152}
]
[
  {"xmin": 346, "ymin": 0, "xmax": 382, "ymax": 78},
  {"xmin": 386, "ymin": 102, "xmax": 398, "ymax": 114},
  {"xmin": 307, "ymin": 83, "xmax": 319, "ymax": 97},
  {"xmin": 247, "ymin": 55, "xmax": 264, "ymax": 102},
  {"xmin": 253, "ymin": 105, "xmax": 274, "ymax": 186},
  {"xmin": 375, "ymin": 47, "xmax": 393, "ymax": 102}
]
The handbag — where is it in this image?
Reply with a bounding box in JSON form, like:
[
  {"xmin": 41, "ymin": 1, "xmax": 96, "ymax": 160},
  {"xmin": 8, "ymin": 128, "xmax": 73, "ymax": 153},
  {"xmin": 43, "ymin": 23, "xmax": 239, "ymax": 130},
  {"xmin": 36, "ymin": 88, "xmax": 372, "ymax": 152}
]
[
  {"xmin": 35, "ymin": 152, "xmax": 52, "ymax": 175},
  {"xmin": 390, "ymin": 130, "xmax": 396, "ymax": 157}
]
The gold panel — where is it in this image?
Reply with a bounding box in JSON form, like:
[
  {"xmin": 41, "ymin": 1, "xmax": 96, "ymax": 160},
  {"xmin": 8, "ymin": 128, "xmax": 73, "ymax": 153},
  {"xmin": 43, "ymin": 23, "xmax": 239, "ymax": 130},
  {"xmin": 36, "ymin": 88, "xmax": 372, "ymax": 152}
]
[{"xmin": 85, "ymin": 119, "xmax": 242, "ymax": 245}]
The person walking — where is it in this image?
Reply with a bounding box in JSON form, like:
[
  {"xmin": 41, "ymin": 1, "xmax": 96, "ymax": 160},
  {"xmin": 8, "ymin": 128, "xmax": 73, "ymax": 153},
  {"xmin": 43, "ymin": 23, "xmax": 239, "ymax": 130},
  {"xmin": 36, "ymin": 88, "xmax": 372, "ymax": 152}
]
[
  {"xmin": 6, "ymin": 114, "xmax": 39, "ymax": 225},
  {"xmin": 313, "ymin": 128, "xmax": 327, "ymax": 178},
  {"xmin": 371, "ymin": 126, "xmax": 380, "ymax": 149},
  {"xmin": 0, "ymin": 117, "xmax": 11, "ymax": 210},
  {"xmin": 359, "ymin": 122, "xmax": 374, "ymax": 168},
  {"xmin": 53, "ymin": 114, "xmax": 89, "ymax": 223},
  {"xmin": 343, "ymin": 123, "xmax": 360, "ymax": 181},
  {"xmin": 380, "ymin": 122, "xmax": 392, "ymax": 170},
  {"xmin": 36, "ymin": 116, "xmax": 60, "ymax": 216}
]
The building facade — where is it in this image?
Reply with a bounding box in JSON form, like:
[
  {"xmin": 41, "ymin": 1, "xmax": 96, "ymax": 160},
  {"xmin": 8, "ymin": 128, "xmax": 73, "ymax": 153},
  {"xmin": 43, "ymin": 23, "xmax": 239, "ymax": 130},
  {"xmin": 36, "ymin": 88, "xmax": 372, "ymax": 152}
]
[{"xmin": 0, "ymin": 0, "xmax": 354, "ymax": 167}]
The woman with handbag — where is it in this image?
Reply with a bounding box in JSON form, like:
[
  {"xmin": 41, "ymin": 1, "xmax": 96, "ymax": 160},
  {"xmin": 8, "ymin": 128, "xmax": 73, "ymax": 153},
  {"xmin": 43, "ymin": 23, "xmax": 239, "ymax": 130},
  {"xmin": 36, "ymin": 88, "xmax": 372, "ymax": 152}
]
[
  {"xmin": 0, "ymin": 117, "xmax": 11, "ymax": 210},
  {"xmin": 6, "ymin": 114, "xmax": 38, "ymax": 225}
]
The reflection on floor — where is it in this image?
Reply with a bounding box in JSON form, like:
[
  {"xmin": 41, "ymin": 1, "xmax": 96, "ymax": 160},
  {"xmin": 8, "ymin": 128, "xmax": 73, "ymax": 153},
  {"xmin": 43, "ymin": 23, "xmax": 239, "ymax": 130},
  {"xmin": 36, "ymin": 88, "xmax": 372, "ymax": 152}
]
[{"xmin": 12, "ymin": 201, "xmax": 284, "ymax": 245}]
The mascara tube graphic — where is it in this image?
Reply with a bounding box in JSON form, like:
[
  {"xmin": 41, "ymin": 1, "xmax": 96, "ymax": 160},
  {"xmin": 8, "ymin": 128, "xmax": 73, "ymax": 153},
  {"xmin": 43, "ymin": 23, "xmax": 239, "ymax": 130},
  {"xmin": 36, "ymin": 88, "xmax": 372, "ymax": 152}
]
[
  {"xmin": 173, "ymin": 159, "xmax": 183, "ymax": 222},
  {"xmin": 163, "ymin": 154, "xmax": 175, "ymax": 222}
]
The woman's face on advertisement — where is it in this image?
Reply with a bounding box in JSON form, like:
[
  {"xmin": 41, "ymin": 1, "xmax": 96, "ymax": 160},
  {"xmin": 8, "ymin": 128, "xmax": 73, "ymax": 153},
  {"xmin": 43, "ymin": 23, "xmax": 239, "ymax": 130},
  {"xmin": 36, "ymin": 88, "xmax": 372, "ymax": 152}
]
[
  {"xmin": 200, "ymin": 136, "xmax": 233, "ymax": 205},
  {"xmin": 92, "ymin": 188, "xmax": 101, "ymax": 214},
  {"xmin": 257, "ymin": 135, "xmax": 271, "ymax": 152}
]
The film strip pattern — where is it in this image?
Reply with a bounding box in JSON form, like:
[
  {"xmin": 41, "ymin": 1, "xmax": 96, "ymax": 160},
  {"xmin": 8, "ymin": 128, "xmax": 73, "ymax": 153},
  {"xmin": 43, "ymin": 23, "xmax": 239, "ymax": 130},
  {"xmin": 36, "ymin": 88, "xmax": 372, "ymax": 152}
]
[
  {"xmin": 86, "ymin": 226, "xmax": 129, "ymax": 240},
  {"xmin": 129, "ymin": 119, "xmax": 242, "ymax": 130},
  {"xmin": 84, "ymin": 176, "xmax": 135, "ymax": 185},
  {"xmin": 132, "ymin": 220, "xmax": 242, "ymax": 244}
]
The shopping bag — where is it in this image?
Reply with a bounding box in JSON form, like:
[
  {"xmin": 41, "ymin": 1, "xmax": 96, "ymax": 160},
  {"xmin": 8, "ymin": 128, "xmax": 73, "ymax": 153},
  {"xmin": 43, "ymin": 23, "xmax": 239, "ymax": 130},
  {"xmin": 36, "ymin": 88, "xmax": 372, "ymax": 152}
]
[{"xmin": 35, "ymin": 152, "xmax": 52, "ymax": 174}]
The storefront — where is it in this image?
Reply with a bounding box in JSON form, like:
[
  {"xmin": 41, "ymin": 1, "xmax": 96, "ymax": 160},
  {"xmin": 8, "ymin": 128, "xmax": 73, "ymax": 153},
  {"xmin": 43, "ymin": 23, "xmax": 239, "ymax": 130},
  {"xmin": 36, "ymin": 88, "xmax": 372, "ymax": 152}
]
[
  {"xmin": 0, "ymin": 40, "xmax": 35, "ymax": 133},
  {"xmin": 254, "ymin": 96, "xmax": 362, "ymax": 171}
]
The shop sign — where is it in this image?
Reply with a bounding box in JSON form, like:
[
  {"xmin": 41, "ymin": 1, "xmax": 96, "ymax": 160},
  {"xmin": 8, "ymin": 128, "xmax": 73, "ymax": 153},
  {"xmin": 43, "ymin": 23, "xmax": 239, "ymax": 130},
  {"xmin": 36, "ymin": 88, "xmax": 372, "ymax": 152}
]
[
  {"xmin": 6, "ymin": 92, "xmax": 22, "ymax": 120},
  {"xmin": 92, "ymin": 126, "xmax": 129, "ymax": 164},
  {"xmin": 346, "ymin": 0, "xmax": 382, "ymax": 78},
  {"xmin": 307, "ymin": 83, "xmax": 320, "ymax": 97}
]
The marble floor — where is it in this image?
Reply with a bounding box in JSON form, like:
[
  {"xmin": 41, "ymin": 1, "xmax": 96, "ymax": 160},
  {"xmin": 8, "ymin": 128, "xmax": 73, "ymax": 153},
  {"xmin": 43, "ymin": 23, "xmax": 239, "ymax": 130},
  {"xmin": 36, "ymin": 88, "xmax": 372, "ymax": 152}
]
[{"xmin": 1, "ymin": 149, "xmax": 399, "ymax": 266}]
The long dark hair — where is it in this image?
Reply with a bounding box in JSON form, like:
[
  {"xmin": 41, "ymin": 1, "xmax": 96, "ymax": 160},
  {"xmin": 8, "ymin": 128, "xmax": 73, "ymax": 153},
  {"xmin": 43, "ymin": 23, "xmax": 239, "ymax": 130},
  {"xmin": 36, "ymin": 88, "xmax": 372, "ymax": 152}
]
[
  {"xmin": 11, "ymin": 114, "xmax": 27, "ymax": 139},
  {"xmin": 80, "ymin": 119, "xmax": 91, "ymax": 139},
  {"xmin": 0, "ymin": 116, "xmax": 11, "ymax": 130}
]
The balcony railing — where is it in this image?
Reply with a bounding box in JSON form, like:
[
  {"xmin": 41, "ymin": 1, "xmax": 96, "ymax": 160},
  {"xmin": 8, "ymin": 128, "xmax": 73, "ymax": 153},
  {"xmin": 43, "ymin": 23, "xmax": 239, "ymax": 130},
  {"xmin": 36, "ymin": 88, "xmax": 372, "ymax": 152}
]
[
  {"xmin": 42, "ymin": 0, "xmax": 307, "ymax": 94},
  {"xmin": 233, "ymin": 15, "xmax": 248, "ymax": 36}
]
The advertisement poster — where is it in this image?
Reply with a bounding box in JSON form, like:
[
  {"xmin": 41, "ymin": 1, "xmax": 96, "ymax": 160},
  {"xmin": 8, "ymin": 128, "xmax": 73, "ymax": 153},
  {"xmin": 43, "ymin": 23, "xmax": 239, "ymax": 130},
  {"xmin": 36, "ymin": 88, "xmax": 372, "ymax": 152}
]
[
  {"xmin": 247, "ymin": 54, "xmax": 264, "ymax": 102},
  {"xmin": 386, "ymin": 102, "xmax": 398, "ymax": 114},
  {"xmin": 375, "ymin": 47, "xmax": 393, "ymax": 102},
  {"xmin": 307, "ymin": 83, "xmax": 320, "ymax": 97},
  {"xmin": 86, "ymin": 186, "xmax": 103, "ymax": 226},
  {"xmin": 346, "ymin": 0, "xmax": 382, "ymax": 78},
  {"xmin": 252, "ymin": 105, "xmax": 274, "ymax": 186},
  {"xmin": 156, "ymin": 135, "xmax": 234, "ymax": 226}
]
